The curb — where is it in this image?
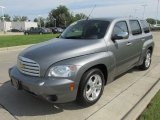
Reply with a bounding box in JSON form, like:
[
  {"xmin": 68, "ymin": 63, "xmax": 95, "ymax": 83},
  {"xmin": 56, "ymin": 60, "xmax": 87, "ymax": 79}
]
[
  {"xmin": 0, "ymin": 105, "xmax": 17, "ymax": 120},
  {"xmin": 123, "ymin": 79, "xmax": 160, "ymax": 120},
  {"xmin": 86, "ymin": 62, "xmax": 160, "ymax": 120},
  {"xmin": 0, "ymin": 44, "xmax": 34, "ymax": 52}
]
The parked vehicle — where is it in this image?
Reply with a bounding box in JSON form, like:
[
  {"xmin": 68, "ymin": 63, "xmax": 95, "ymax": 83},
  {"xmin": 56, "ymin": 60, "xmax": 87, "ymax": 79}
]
[
  {"xmin": 10, "ymin": 29, "xmax": 23, "ymax": 32},
  {"xmin": 24, "ymin": 27, "xmax": 52, "ymax": 35},
  {"xmin": 52, "ymin": 27, "xmax": 64, "ymax": 33},
  {"xmin": 150, "ymin": 24, "xmax": 160, "ymax": 31},
  {"xmin": 9, "ymin": 17, "xmax": 154, "ymax": 106}
]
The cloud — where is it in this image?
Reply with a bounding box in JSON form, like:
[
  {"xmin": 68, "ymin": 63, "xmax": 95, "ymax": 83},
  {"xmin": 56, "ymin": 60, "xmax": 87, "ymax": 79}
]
[{"xmin": 0, "ymin": 0, "xmax": 159, "ymax": 20}]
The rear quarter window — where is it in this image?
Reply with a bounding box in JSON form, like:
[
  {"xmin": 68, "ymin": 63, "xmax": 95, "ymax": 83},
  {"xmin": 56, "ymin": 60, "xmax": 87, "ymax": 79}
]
[
  {"xmin": 129, "ymin": 20, "xmax": 142, "ymax": 35},
  {"xmin": 140, "ymin": 20, "xmax": 150, "ymax": 33}
]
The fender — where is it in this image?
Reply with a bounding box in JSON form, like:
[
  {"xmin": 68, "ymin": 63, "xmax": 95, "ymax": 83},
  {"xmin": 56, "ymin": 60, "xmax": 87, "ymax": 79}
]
[
  {"xmin": 52, "ymin": 52, "xmax": 116, "ymax": 88},
  {"xmin": 138, "ymin": 37, "xmax": 154, "ymax": 66}
]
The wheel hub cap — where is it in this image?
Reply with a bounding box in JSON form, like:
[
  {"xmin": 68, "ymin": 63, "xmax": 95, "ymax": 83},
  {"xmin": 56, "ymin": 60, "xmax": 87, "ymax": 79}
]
[
  {"xmin": 145, "ymin": 52, "xmax": 151, "ymax": 68},
  {"xmin": 84, "ymin": 74, "xmax": 102, "ymax": 101}
]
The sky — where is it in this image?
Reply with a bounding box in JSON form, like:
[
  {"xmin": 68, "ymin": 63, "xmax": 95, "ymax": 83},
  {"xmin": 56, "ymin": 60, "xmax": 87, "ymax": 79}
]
[{"xmin": 0, "ymin": 0, "xmax": 160, "ymax": 20}]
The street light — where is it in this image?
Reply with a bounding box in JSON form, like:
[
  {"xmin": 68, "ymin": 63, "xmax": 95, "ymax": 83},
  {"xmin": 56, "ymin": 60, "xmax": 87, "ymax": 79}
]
[
  {"xmin": 0, "ymin": 6, "xmax": 6, "ymax": 33},
  {"xmin": 53, "ymin": 18, "xmax": 56, "ymax": 27},
  {"xmin": 142, "ymin": 4, "xmax": 147, "ymax": 19},
  {"xmin": 156, "ymin": 0, "xmax": 160, "ymax": 25}
]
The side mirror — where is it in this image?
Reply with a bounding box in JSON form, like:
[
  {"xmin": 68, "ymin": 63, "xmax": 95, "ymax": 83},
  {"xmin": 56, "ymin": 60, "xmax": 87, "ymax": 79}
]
[{"xmin": 112, "ymin": 32, "xmax": 129, "ymax": 41}]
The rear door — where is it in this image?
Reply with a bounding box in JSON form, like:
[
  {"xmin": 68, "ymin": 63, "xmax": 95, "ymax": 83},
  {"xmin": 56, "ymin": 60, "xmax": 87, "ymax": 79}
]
[
  {"xmin": 128, "ymin": 20, "xmax": 144, "ymax": 65},
  {"xmin": 34, "ymin": 28, "xmax": 39, "ymax": 34},
  {"xmin": 29, "ymin": 28, "xmax": 34, "ymax": 34}
]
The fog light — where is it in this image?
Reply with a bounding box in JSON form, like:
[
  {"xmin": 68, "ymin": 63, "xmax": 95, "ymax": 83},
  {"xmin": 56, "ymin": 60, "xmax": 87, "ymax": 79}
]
[{"xmin": 70, "ymin": 83, "xmax": 75, "ymax": 92}]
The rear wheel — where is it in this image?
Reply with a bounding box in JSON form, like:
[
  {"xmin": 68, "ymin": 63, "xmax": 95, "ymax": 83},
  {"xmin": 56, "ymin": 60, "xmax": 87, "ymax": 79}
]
[
  {"xmin": 77, "ymin": 68, "xmax": 105, "ymax": 106},
  {"xmin": 139, "ymin": 49, "xmax": 152, "ymax": 70}
]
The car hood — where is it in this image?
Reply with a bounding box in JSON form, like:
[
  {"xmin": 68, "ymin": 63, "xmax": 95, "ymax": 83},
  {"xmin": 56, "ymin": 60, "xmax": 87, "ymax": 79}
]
[{"xmin": 20, "ymin": 38, "xmax": 107, "ymax": 76}]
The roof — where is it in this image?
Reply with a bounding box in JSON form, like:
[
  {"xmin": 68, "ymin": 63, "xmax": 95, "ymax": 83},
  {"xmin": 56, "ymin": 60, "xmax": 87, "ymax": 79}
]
[
  {"xmin": 89, "ymin": 17, "xmax": 142, "ymax": 22},
  {"xmin": 89, "ymin": 17, "xmax": 117, "ymax": 22}
]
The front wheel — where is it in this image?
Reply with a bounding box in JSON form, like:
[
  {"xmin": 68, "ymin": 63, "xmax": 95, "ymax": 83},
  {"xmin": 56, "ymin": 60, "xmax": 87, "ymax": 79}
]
[
  {"xmin": 25, "ymin": 32, "xmax": 29, "ymax": 35},
  {"xmin": 139, "ymin": 49, "xmax": 152, "ymax": 70},
  {"xmin": 76, "ymin": 68, "xmax": 105, "ymax": 106}
]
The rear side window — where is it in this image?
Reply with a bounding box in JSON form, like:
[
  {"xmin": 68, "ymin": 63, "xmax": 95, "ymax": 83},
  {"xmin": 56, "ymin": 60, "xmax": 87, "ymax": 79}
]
[
  {"xmin": 129, "ymin": 20, "xmax": 142, "ymax": 35},
  {"xmin": 112, "ymin": 21, "xmax": 128, "ymax": 36},
  {"xmin": 140, "ymin": 20, "xmax": 150, "ymax": 33}
]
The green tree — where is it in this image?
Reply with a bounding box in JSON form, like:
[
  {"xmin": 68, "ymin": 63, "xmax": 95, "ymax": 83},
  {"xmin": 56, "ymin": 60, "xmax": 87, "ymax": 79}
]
[
  {"xmin": 48, "ymin": 5, "xmax": 87, "ymax": 27},
  {"xmin": 74, "ymin": 13, "xmax": 87, "ymax": 21},
  {"xmin": 13, "ymin": 16, "xmax": 21, "ymax": 22},
  {"xmin": 13, "ymin": 16, "xmax": 28, "ymax": 22},
  {"xmin": 37, "ymin": 17, "xmax": 46, "ymax": 27},
  {"xmin": 0, "ymin": 14, "xmax": 11, "ymax": 21},
  {"xmin": 21, "ymin": 16, "xmax": 28, "ymax": 21},
  {"xmin": 34, "ymin": 18, "xmax": 39, "ymax": 22},
  {"xmin": 48, "ymin": 5, "xmax": 73, "ymax": 27},
  {"xmin": 146, "ymin": 18, "xmax": 156, "ymax": 25}
]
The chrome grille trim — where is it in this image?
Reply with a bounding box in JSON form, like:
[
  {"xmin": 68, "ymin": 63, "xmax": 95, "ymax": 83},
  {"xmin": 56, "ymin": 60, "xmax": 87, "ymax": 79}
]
[{"xmin": 17, "ymin": 56, "xmax": 40, "ymax": 77}]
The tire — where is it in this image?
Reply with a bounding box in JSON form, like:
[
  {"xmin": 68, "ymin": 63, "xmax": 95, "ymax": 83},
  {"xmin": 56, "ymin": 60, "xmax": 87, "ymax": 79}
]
[
  {"xmin": 25, "ymin": 32, "xmax": 29, "ymax": 35},
  {"xmin": 76, "ymin": 68, "xmax": 105, "ymax": 106},
  {"xmin": 139, "ymin": 49, "xmax": 152, "ymax": 70}
]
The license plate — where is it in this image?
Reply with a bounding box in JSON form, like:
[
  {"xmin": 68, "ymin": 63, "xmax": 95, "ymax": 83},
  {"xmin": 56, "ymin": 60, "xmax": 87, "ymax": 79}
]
[{"xmin": 11, "ymin": 78, "xmax": 21, "ymax": 89}]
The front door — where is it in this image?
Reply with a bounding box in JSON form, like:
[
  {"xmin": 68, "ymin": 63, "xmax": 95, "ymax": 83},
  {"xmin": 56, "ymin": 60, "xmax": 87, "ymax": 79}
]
[{"xmin": 108, "ymin": 21, "xmax": 134, "ymax": 76}]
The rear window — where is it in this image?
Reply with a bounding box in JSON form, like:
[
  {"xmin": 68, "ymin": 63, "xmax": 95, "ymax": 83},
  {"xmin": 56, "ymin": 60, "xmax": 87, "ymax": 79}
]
[
  {"xmin": 129, "ymin": 20, "xmax": 142, "ymax": 35},
  {"xmin": 140, "ymin": 20, "xmax": 150, "ymax": 33}
]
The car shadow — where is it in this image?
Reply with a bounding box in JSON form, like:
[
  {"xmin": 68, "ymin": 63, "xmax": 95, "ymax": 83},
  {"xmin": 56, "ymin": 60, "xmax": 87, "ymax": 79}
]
[
  {"xmin": 0, "ymin": 67, "xmax": 148, "ymax": 117},
  {"xmin": 0, "ymin": 81, "xmax": 84, "ymax": 117},
  {"xmin": 114, "ymin": 67, "xmax": 142, "ymax": 80}
]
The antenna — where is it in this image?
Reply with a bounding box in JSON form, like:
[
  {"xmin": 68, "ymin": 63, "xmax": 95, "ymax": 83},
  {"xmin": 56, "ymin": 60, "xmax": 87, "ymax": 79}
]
[{"xmin": 87, "ymin": 5, "xmax": 96, "ymax": 20}]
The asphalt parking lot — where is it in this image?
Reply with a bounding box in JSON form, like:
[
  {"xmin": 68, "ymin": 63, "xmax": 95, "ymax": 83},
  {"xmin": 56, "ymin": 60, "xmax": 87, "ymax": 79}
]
[{"xmin": 0, "ymin": 32, "xmax": 160, "ymax": 120}]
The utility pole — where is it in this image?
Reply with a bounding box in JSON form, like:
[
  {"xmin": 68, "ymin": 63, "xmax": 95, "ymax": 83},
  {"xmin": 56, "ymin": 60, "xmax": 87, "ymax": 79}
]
[
  {"xmin": 0, "ymin": 6, "xmax": 6, "ymax": 33},
  {"xmin": 54, "ymin": 18, "xmax": 56, "ymax": 27},
  {"xmin": 156, "ymin": 0, "xmax": 160, "ymax": 25},
  {"xmin": 142, "ymin": 4, "xmax": 147, "ymax": 19}
]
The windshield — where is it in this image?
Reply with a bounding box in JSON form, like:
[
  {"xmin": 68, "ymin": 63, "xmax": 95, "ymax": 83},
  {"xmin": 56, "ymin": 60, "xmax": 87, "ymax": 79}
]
[{"xmin": 60, "ymin": 20, "xmax": 110, "ymax": 39}]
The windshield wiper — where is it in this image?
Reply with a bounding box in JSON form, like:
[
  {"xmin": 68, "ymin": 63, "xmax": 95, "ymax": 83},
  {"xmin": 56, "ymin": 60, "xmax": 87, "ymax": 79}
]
[{"xmin": 63, "ymin": 36, "xmax": 82, "ymax": 39}]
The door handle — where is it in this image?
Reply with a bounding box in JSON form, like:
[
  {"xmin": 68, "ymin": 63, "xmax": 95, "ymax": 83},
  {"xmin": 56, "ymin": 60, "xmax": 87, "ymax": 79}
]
[{"xmin": 126, "ymin": 42, "xmax": 132, "ymax": 46}]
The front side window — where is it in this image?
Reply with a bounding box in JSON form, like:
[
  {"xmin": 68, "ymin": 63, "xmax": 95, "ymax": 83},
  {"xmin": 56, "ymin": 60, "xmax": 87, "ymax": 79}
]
[
  {"xmin": 129, "ymin": 20, "xmax": 142, "ymax": 35},
  {"xmin": 112, "ymin": 21, "xmax": 129, "ymax": 38},
  {"xmin": 60, "ymin": 20, "xmax": 110, "ymax": 39}
]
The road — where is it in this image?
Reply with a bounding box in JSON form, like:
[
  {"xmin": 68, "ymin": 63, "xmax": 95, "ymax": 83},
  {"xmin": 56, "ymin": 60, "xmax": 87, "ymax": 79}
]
[{"xmin": 0, "ymin": 32, "xmax": 160, "ymax": 120}]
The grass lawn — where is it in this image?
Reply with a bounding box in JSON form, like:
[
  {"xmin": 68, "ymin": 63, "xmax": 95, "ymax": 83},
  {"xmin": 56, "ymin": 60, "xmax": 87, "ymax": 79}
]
[
  {"xmin": 138, "ymin": 90, "xmax": 160, "ymax": 120},
  {"xmin": 0, "ymin": 34, "xmax": 59, "ymax": 48}
]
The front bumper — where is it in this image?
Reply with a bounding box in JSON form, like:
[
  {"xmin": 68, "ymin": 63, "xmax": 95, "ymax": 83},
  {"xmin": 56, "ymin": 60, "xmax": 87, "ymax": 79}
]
[{"xmin": 9, "ymin": 66, "xmax": 77, "ymax": 103}]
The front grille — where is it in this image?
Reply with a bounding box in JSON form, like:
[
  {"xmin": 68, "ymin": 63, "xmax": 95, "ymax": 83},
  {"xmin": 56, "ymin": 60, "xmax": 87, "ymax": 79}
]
[{"xmin": 17, "ymin": 56, "xmax": 40, "ymax": 77}]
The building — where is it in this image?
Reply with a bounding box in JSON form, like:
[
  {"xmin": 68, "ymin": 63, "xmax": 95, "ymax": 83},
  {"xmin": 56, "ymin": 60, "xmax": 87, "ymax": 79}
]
[
  {"xmin": 12, "ymin": 22, "xmax": 38, "ymax": 31},
  {"xmin": 0, "ymin": 21, "xmax": 12, "ymax": 32},
  {"xmin": 0, "ymin": 21, "xmax": 38, "ymax": 32}
]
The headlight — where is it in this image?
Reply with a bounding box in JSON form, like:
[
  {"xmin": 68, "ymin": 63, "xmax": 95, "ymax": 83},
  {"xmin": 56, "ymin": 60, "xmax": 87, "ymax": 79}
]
[{"xmin": 48, "ymin": 65, "xmax": 77, "ymax": 77}]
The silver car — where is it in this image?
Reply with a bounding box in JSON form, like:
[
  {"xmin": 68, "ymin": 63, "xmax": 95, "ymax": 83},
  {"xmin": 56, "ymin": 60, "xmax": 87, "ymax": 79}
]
[{"xmin": 9, "ymin": 17, "xmax": 154, "ymax": 106}]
